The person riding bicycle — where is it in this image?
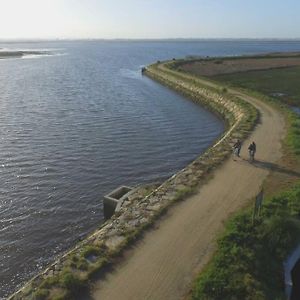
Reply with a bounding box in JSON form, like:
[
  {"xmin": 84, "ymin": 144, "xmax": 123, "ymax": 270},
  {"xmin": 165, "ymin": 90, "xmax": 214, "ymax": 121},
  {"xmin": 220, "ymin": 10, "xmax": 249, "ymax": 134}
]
[
  {"xmin": 233, "ymin": 139, "xmax": 242, "ymax": 157},
  {"xmin": 248, "ymin": 141, "xmax": 256, "ymax": 161}
]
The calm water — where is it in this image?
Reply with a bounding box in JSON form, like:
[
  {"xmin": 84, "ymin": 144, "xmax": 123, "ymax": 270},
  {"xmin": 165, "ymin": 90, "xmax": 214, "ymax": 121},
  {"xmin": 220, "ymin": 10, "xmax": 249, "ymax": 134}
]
[{"xmin": 1, "ymin": 40, "xmax": 300, "ymax": 298}]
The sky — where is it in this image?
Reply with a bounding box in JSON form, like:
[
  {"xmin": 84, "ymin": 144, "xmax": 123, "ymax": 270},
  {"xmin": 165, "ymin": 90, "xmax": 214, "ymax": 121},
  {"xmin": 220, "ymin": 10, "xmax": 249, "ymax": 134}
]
[{"xmin": 0, "ymin": 0, "xmax": 299, "ymax": 40}]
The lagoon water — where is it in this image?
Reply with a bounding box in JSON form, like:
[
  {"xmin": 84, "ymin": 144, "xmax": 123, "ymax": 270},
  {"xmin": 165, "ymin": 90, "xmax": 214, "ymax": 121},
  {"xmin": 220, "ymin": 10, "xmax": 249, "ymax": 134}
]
[{"xmin": 1, "ymin": 40, "xmax": 300, "ymax": 298}]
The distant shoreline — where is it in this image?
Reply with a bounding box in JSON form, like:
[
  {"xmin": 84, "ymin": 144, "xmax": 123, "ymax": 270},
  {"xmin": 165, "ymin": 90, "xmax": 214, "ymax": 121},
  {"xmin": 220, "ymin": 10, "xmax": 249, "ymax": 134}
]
[{"xmin": 0, "ymin": 50, "xmax": 49, "ymax": 59}]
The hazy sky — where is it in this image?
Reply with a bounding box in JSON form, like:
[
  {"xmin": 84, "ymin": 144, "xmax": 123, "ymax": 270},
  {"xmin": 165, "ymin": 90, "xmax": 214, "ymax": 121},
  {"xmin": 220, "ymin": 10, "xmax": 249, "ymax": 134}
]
[{"xmin": 0, "ymin": 0, "xmax": 299, "ymax": 39}]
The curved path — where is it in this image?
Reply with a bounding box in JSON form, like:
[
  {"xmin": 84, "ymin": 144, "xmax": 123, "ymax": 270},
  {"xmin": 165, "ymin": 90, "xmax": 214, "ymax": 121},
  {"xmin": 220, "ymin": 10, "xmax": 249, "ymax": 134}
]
[{"xmin": 91, "ymin": 83, "xmax": 285, "ymax": 300}]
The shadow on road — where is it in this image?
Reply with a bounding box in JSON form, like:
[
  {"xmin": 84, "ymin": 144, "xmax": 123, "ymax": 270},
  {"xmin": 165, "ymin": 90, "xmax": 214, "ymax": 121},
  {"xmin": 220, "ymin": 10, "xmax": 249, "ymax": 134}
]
[{"xmin": 251, "ymin": 159, "xmax": 300, "ymax": 178}]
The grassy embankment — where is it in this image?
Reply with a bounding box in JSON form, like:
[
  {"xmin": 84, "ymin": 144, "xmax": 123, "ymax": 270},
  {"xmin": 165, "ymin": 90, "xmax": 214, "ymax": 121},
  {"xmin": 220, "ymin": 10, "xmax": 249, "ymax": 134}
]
[
  {"xmin": 213, "ymin": 66, "xmax": 300, "ymax": 107},
  {"xmin": 10, "ymin": 62, "xmax": 259, "ymax": 300},
  {"xmin": 172, "ymin": 59, "xmax": 300, "ymax": 299}
]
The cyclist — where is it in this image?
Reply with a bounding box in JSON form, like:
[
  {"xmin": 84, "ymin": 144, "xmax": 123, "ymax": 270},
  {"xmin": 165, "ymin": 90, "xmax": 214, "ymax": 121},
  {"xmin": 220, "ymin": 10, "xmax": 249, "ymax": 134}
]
[
  {"xmin": 248, "ymin": 141, "xmax": 256, "ymax": 162},
  {"xmin": 233, "ymin": 139, "xmax": 242, "ymax": 158}
]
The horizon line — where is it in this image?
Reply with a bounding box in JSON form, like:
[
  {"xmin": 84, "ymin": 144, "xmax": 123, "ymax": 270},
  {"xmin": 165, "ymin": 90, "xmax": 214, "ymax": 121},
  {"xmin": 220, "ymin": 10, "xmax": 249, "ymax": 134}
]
[{"xmin": 1, "ymin": 37, "xmax": 300, "ymax": 43}]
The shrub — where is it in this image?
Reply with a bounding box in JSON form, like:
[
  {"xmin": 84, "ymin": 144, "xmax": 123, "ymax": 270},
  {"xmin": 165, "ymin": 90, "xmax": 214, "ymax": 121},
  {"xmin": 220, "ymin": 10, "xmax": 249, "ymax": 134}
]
[
  {"xmin": 39, "ymin": 276, "xmax": 59, "ymax": 289},
  {"xmin": 32, "ymin": 288, "xmax": 49, "ymax": 300},
  {"xmin": 81, "ymin": 245, "xmax": 102, "ymax": 258},
  {"xmin": 173, "ymin": 186, "xmax": 196, "ymax": 202},
  {"xmin": 59, "ymin": 271, "xmax": 87, "ymax": 296}
]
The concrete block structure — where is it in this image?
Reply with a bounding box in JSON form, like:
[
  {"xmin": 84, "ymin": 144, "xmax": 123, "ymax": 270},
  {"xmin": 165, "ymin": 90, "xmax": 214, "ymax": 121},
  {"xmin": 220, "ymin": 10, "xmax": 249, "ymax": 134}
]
[{"xmin": 103, "ymin": 186, "xmax": 133, "ymax": 219}]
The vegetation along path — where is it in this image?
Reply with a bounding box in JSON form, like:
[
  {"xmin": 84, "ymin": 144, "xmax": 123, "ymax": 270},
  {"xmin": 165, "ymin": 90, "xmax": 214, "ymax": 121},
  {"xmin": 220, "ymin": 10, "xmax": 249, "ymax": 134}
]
[{"xmin": 91, "ymin": 72, "xmax": 285, "ymax": 300}]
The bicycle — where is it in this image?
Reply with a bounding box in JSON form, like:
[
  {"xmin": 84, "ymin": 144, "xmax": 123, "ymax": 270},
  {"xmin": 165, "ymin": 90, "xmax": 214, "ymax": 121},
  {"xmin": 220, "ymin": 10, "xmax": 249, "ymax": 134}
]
[
  {"xmin": 232, "ymin": 147, "xmax": 239, "ymax": 160},
  {"xmin": 249, "ymin": 149, "xmax": 255, "ymax": 162}
]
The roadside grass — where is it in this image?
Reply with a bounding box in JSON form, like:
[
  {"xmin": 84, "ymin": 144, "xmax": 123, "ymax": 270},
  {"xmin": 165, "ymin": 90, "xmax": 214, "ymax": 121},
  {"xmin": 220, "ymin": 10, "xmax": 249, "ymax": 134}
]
[
  {"xmin": 173, "ymin": 186, "xmax": 198, "ymax": 202},
  {"xmin": 212, "ymin": 66, "xmax": 300, "ymax": 107},
  {"xmin": 287, "ymin": 112, "xmax": 300, "ymax": 155},
  {"xmin": 192, "ymin": 184, "xmax": 300, "ymax": 300}
]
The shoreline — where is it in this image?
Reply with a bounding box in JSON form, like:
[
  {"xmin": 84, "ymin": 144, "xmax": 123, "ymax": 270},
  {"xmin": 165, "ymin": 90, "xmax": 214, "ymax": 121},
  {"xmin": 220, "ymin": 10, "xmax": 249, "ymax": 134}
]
[{"xmin": 8, "ymin": 59, "xmax": 258, "ymax": 300}]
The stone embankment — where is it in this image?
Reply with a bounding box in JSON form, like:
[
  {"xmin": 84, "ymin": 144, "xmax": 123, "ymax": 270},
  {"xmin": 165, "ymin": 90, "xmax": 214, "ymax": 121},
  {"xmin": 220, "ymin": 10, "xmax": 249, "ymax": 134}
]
[{"xmin": 9, "ymin": 61, "xmax": 258, "ymax": 300}]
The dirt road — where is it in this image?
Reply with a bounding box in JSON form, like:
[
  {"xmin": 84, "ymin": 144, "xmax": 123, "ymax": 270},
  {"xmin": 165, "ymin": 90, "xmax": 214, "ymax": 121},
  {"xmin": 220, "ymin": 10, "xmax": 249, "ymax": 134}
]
[{"xmin": 91, "ymin": 85, "xmax": 285, "ymax": 300}]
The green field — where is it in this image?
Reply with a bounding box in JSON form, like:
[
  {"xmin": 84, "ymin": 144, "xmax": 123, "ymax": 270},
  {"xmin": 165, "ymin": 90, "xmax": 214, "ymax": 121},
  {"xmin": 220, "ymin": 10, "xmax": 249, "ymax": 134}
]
[{"xmin": 212, "ymin": 66, "xmax": 300, "ymax": 107}]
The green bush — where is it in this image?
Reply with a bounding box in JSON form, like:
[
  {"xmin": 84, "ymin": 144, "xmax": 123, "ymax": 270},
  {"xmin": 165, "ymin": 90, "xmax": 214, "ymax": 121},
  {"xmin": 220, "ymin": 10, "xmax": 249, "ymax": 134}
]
[
  {"xmin": 59, "ymin": 271, "xmax": 86, "ymax": 296},
  {"xmin": 51, "ymin": 294, "xmax": 69, "ymax": 300},
  {"xmin": 173, "ymin": 186, "xmax": 196, "ymax": 202},
  {"xmin": 81, "ymin": 245, "xmax": 102, "ymax": 258},
  {"xmin": 87, "ymin": 257, "xmax": 109, "ymax": 279},
  {"xmin": 39, "ymin": 276, "xmax": 59, "ymax": 289},
  {"xmin": 32, "ymin": 288, "xmax": 49, "ymax": 300}
]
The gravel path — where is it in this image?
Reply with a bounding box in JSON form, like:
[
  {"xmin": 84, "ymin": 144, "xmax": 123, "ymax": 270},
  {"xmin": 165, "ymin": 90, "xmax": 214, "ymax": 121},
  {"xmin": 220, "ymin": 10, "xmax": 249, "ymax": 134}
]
[{"xmin": 91, "ymin": 84, "xmax": 285, "ymax": 300}]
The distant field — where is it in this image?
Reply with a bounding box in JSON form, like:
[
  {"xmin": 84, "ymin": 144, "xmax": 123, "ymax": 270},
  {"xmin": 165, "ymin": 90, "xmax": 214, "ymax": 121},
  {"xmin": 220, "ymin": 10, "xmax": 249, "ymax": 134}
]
[
  {"xmin": 212, "ymin": 66, "xmax": 300, "ymax": 106},
  {"xmin": 174, "ymin": 53, "xmax": 300, "ymax": 107}
]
